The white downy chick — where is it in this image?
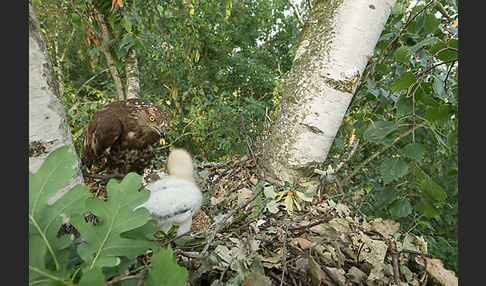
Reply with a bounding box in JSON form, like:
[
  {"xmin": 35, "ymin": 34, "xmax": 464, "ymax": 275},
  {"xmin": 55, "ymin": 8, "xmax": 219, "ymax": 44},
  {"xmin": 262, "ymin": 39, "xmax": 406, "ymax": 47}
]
[{"xmin": 136, "ymin": 148, "xmax": 202, "ymax": 236}]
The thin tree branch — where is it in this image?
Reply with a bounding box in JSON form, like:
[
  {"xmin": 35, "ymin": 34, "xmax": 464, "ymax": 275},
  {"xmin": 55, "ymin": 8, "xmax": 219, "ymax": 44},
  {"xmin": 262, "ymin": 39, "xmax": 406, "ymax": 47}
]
[
  {"xmin": 343, "ymin": 123, "xmax": 427, "ymax": 184},
  {"xmin": 288, "ymin": 0, "xmax": 305, "ymax": 26},
  {"xmin": 92, "ymin": 6, "xmax": 126, "ymax": 100},
  {"xmin": 75, "ymin": 68, "xmax": 110, "ymax": 97}
]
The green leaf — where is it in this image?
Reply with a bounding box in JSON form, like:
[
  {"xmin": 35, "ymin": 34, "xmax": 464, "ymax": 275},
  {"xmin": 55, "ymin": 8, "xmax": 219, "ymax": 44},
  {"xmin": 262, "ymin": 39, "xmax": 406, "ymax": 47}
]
[
  {"xmin": 425, "ymin": 105, "xmax": 450, "ymax": 125},
  {"xmin": 390, "ymin": 72, "xmax": 417, "ymax": 92},
  {"xmin": 145, "ymin": 246, "xmax": 188, "ymax": 286},
  {"xmin": 29, "ymin": 234, "xmax": 48, "ymax": 284},
  {"xmin": 374, "ymin": 188, "xmax": 398, "ymax": 208},
  {"xmin": 416, "ymin": 172, "xmax": 447, "ymax": 202},
  {"xmin": 424, "ymin": 13, "xmax": 440, "ymax": 34},
  {"xmin": 414, "ymin": 198, "xmax": 440, "ymax": 218},
  {"xmin": 70, "ymin": 173, "xmax": 155, "ymax": 270},
  {"xmin": 432, "ymin": 77, "xmax": 446, "ymax": 99},
  {"xmin": 394, "ymin": 46, "xmax": 411, "ymax": 64},
  {"xmin": 122, "ymin": 15, "xmax": 132, "ymax": 33},
  {"xmin": 79, "ymin": 267, "xmax": 105, "ymax": 286},
  {"xmin": 389, "ymin": 199, "xmax": 412, "ymax": 218},
  {"xmin": 380, "ymin": 158, "xmax": 409, "ymax": 184},
  {"xmin": 395, "ymin": 95, "xmax": 412, "ymax": 117},
  {"xmin": 119, "ymin": 34, "xmax": 135, "ymax": 51},
  {"xmin": 437, "ymin": 48, "xmax": 458, "ymax": 62},
  {"xmin": 363, "ymin": 121, "xmax": 398, "ymax": 143},
  {"xmin": 410, "ymin": 37, "xmax": 438, "ymax": 53},
  {"xmin": 29, "ymin": 146, "xmax": 91, "ymax": 281},
  {"xmin": 88, "ymin": 46, "xmax": 101, "ymax": 57},
  {"xmin": 402, "ymin": 143, "xmax": 426, "ymax": 162}
]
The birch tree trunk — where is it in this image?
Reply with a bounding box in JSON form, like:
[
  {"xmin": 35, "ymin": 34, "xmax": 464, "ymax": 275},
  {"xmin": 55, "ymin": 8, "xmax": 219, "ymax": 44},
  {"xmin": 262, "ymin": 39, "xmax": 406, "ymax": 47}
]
[
  {"xmin": 29, "ymin": 1, "xmax": 84, "ymax": 204},
  {"xmin": 260, "ymin": 0, "xmax": 396, "ymax": 183},
  {"xmin": 125, "ymin": 0, "xmax": 140, "ymax": 99},
  {"xmin": 125, "ymin": 47, "xmax": 141, "ymax": 99}
]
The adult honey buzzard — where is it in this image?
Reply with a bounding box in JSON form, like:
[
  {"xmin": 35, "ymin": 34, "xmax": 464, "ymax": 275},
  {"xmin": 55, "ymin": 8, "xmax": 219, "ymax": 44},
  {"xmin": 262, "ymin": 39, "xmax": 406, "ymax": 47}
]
[{"xmin": 81, "ymin": 98, "xmax": 170, "ymax": 175}]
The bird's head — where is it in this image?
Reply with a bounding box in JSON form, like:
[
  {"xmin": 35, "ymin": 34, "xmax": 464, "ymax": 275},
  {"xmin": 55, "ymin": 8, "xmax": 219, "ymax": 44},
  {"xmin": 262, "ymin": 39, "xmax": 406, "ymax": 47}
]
[{"xmin": 131, "ymin": 99, "xmax": 170, "ymax": 137}]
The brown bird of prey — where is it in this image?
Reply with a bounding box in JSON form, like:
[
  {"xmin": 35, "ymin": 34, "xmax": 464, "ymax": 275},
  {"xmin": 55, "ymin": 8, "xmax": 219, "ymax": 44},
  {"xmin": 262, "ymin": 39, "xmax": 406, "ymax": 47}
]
[{"xmin": 81, "ymin": 98, "xmax": 170, "ymax": 175}]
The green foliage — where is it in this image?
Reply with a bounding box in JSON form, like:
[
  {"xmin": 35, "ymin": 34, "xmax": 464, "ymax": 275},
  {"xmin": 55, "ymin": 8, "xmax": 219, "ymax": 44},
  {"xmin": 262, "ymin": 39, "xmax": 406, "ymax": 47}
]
[
  {"xmin": 144, "ymin": 246, "xmax": 188, "ymax": 286},
  {"xmin": 29, "ymin": 146, "xmax": 188, "ymax": 285},
  {"xmin": 379, "ymin": 158, "xmax": 409, "ymax": 184},
  {"xmin": 70, "ymin": 173, "xmax": 155, "ymax": 270},
  {"xmin": 29, "ymin": 146, "xmax": 91, "ymax": 285},
  {"xmin": 331, "ymin": 0, "xmax": 458, "ymax": 273}
]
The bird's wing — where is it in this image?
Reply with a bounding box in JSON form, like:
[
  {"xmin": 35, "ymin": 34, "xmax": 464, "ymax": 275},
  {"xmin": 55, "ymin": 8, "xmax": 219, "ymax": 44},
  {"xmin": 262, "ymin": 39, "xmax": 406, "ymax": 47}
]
[{"xmin": 82, "ymin": 113, "xmax": 122, "ymax": 166}]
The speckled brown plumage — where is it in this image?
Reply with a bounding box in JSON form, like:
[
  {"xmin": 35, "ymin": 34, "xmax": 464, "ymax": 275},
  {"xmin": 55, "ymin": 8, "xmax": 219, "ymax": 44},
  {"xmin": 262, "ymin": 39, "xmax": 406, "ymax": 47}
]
[{"xmin": 81, "ymin": 98, "xmax": 170, "ymax": 174}]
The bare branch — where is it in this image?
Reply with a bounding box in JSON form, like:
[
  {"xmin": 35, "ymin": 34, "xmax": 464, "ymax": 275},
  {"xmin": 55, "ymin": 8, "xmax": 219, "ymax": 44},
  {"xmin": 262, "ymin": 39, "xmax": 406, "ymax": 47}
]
[{"xmin": 288, "ymin": 0, "xmax": 305, "ymax": 26}]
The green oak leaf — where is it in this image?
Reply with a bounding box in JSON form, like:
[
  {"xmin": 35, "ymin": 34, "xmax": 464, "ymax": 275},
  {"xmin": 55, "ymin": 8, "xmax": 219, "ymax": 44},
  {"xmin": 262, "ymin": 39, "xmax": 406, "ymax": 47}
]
[
  {"xmin": 78, "ymin": 267, "xmax": 105, "ymax": 286},
  {"xmin": 144, "ymin": 246, "xmax": 188, "ymax": 286},
  {"xmin": 29, "ymin": 146, "xmax": 91, "ymax": 284},
  {"xmin": 70, "ymin": 173, "xmax": 155, "ymax": 270}
]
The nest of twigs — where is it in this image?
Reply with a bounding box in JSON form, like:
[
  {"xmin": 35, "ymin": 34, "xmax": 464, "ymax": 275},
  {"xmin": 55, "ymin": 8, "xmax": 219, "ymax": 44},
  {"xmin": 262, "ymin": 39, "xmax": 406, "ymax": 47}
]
[{"xmin": 81, "ymin": 153, "xmax": 457, "ymax": 286}]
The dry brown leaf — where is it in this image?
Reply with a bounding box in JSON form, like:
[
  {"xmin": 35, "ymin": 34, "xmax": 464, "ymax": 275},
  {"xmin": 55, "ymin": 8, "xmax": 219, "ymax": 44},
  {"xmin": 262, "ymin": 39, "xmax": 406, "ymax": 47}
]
[
  {"xmin": 111, "ymin": 0, "xmax": 124, "ymax": 12},
  {"xmin": 369, "ymin": 218, "xmax": 400, "ymax": 238},
  {"xmin": 293, "ymin": 237, "xmax": 312, "ymax": 249},
  {"xmin": 210, "ymin": 195, "xmax": 225, "ymax": 206},
  {"xmin": 241, "ymin": 270, "xmax": 272, "ymax": 286},
  {"xmin": 415, "ymin": 257, "xmax": 458, "ymax": 286},
  {"xmin": 308, "ymin": 255, "xmax": 326, "ymax": 286},
  {"xmin": 237, "ymin": 188, "xmax": 253, "ymax": 210},
  {"xmin": 249, "ymin": 175, "xmax": 258, "ymax": 185}
]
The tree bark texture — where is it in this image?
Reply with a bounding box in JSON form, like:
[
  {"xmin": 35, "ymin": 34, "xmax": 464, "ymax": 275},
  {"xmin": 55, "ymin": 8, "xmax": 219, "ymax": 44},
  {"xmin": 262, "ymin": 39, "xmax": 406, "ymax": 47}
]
[
  {"xmin": 260, "ymin": 0, "xmax": 396, "ymax": 183},
  {"xmin": 29, "ymin": 2, "xmax": 84, "ymax": 204},
  {"xmin": 125, "ymin": 47, "xmax": 141, "ymax": 99}
]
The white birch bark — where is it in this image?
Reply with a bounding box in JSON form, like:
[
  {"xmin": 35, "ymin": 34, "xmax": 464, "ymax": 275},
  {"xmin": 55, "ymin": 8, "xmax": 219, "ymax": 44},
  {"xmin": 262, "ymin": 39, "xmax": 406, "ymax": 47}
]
[
  {"xmin": 29, "ymin": 2, "xmax": 84, "ymax": 204},
  {"xmin": 125, "ymin": 47, "xmax": 141, "ymax": 99},
  {"xmin": 260, "ymin": 0, "xmax": 396, "ymax": 183}
]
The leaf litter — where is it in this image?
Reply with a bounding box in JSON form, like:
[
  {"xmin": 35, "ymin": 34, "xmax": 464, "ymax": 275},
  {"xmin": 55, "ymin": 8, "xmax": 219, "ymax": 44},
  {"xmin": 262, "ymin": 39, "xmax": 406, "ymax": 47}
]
[{"xmin": 67, "ymin": 152, "xmax": 457, "ymax": 285}]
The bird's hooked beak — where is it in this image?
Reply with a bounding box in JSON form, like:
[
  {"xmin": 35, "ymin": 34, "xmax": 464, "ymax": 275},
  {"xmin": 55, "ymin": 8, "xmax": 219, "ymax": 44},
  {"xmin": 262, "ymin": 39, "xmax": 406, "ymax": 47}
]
[{"xmin": 152, "ymin": 125, "xmax": 166, "ymax": 137}]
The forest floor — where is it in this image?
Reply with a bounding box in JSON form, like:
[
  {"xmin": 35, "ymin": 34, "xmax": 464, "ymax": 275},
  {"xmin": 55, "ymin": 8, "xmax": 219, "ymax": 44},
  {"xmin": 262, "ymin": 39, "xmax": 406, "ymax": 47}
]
[{"xmin": 82, "ymin": 154, "xmax": 455, "ymax": 286}]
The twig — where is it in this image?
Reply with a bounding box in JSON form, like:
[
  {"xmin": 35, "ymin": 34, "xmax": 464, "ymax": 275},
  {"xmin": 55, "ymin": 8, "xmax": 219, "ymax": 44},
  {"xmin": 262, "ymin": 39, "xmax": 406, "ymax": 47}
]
[
  {"xmin": 158, "ymin": 232, "xmax": 192, "ymax": 248},
  {"xmin": 391, "ymin": 241, "xmax": 401, "ymax": 284},
  {"xmin": 343, "ymin": 123, "xmax": 426, "ymax": 184},
  {"xmin": 68, "ymin": 0, "xmax": 102, "ymax": 39},
  {"xmin": 416, "ymin": 57, "xmax": 458, "ymax": 77},
  {"xmin": 75, "ymin": 68, "xmax": 110, "ymax": 97},
  {"xmin": 288, "ymin": 0, "xmax": 305, "ymax": 26},
  {"xmin": 217, "ymin": 259, "xmax": 233, "ymax": 286},
  {"xmin": 201, "ymin": 184, "xmax": 265, "ymax": 256},
  {"xmin": 280, "ymin": 223, "xmax": 290, "ymax": 286},
  {"xmin": 288, "ymin": 214, "xmax": 332, "ymax": 231},
  {"xmin": 238, "ymin": 108, "xmax": 257, "ymax": 164},
  {"xmin": 335, "ymin": 138, "xmax": 360, "ymax": 173},
  {"xmin": 106, "ymin": 274, "xmax": 140, "ymax": 286},
  {"xmin": 356, "ymin": 242, "xmax": 365, "ymax": 266},
  {"xmin": 401, "ymin": 249, "xmax": 433, "ymax": 258},
  {"xmin": 444, "ymin": 60, "xmax": 457, "ymax": 94},
  {"xmin": 84, "ymin": 172, "xmax": 125, "ymax": 181}
]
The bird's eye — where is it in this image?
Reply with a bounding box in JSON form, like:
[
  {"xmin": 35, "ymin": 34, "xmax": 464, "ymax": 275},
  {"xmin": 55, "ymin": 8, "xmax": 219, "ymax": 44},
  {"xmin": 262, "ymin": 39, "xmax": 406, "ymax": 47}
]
[{"xmin": 149, "ymin": 115, "xmax": 155, "ymax": 122}]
